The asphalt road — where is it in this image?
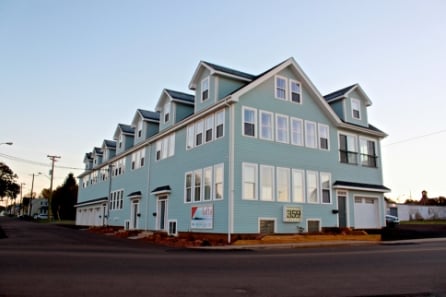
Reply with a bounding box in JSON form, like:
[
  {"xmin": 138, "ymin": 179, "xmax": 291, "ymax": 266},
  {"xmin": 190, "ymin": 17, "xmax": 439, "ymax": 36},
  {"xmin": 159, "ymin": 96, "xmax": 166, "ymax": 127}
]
[{"xmin": 1, "ymin": 217, "xmax": 446, "ymax": 297}]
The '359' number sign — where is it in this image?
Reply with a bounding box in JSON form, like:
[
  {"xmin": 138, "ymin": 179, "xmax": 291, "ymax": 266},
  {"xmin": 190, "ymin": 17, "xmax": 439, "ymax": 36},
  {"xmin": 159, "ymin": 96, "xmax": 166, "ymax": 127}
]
[{"xmin": 283, "ymin": 206, "xmax": 302, "ymax": 222}]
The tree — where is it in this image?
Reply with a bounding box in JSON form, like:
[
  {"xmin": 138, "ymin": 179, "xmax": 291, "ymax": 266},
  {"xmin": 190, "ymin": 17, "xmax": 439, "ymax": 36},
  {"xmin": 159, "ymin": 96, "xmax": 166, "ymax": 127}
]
[
  {"xmin": 51, "ymin": 173, "xmax": 78, "ymax": 220},
  {"xmin": 0, "ymin": 162, "xmax": 20, "ymax": 201}
]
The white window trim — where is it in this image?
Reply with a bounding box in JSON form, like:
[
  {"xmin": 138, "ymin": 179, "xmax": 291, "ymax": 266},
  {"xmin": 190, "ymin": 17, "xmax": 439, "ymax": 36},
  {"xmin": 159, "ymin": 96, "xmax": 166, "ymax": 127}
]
[
  {"xmin": 214, "ymin": 163, "xmax": 224, "ymax": 200},
  {"xmin": 275, "ymin": 75, "xmax": 288, "ymax": 100},
  {"xmin": 194, "ymin": 169, "xmax": 202, "ymax": 202},
  {"xmin": 258, "ymin": 217, "xmax": 277, "ymax": 233},
  {"xmin": 306, "ymin": 218, "xmax": 322, "ymax": 232},
  {"xmin": 260, "ymin": 165, "xmax": 275, "ymax": 201},
  {"xmin": 259, "ymin": 110, "xmax": 274, "ymax": 141},
  {"xmin": 215, "ymin": 109, "xmax": 225, "ymax": 139},
  {"xmin": 242, "ymin": 106, "xmax": 257, "ymax": 138},
  {"xmin": 242, "ymin": 162, "xmax": 258, "ymax": 200},
  {"xmin": 164, "ymin": 101, "xmax": 171, "ymax": 124},
  {"xmin": 318, "ymin": 123, "xmax": 330, "ymax": 151},
  {"xmin": 184, "ymin": 171, "xmax": 193, "ymax": 203},
  {"xmin": 292, "ymin": 169, "xmax": 305, "ymax": 203},
  {"xmin": 351, "ymin": 98, "xmax": 361, "ymax": 120},
  {"xmin": 168, "ymin": 220, "xmax": 178, "ymax": 236},
  {"xmin": 289, "ymin": 79, "xmax": 302, "ymax": 104},
  {"xmin": 201, "ymin": 77, "xmax": 209, "ymax": 102},
  {"xmin": 306, "ymin": 170, "xmax": 319, "ymax": 204},
  {"xmin": 320, "ymin": 172, "xmax": 332, "ymax": 204},
  {"xmin": 290, "ymin": 117, "xmax": 304, "ymax": 146},
  {"xmin": 276, "ymin": 167, "xmax": 290, "ymax": 202},
  {"xmin": 204, "ymin": 114, "xmax": 214, "ymax": 143},
  {"xmin": 186, "ymin": 125, "xmax": 194, "ymax": 150},
  {"xmin": 203, "ymin": 166, "xmax": 213, "ymax": 201},
  {"xmin": 305, "ymin": 120, "xmax": 317, "ymax": 149},
  {"xmin": 359, "ymin": 136, "xmax": 378, "ymax": 167},
  {"xmin": 275, "ymin": 114, "xmax": 289, "ymax": 144}
]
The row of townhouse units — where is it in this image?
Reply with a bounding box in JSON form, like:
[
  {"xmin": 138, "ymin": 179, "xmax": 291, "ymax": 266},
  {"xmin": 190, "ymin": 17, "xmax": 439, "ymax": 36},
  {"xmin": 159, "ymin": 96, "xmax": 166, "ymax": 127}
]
[{"xmin": 75, "ymin": 57, "xmax": 389, "ymax": 241}]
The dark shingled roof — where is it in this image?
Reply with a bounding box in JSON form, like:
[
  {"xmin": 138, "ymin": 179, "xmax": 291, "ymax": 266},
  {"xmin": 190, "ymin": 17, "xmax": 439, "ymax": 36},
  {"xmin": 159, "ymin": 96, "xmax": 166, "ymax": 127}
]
[
  {"xmin": 93, "ymin": 147, "xmax": 103, "ymax": 155},
  {"xmin": 127, "ymin": 191, "xmax": 142, "ymax": 197},
  {"xmin": 165, "ymin": 89, "xmax": 195, "ymax": 104},
  {"xmin": 138, "ymin": 109, "xmax": 160, "ymax": 121},
  {"xmin": 202, "ymin": 61, "xmax": 257, "ymax": 80},
  {"xmin": 118, "ymin": 123, "xmax": 135, "ymax": 135},
  {"xmin": 333, "ymin": 181, "xmax": 390, "ymax": 192},
  {"xmin": 103, "ymin": 139, "xmax": 116, "ymax": 149},
  {"xmin": 151, "ymin": 185, "xmax": 171, "ymax": 193},
  {"xmin": 324, "ymin": 84, "xmax": 357, "ymax": 102}
]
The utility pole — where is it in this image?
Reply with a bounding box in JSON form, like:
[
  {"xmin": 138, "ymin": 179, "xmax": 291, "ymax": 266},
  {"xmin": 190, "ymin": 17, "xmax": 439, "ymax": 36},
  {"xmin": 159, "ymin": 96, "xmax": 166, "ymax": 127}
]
[{"xmin": 47, "ymin": 155, "xmax": 61, "ymax": 222}]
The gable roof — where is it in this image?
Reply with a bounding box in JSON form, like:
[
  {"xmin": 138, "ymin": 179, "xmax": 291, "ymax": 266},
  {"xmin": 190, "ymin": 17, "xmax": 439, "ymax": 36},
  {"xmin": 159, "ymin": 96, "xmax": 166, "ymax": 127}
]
[
  {"xmin": 131, "ymin": 109, "xmax": 160, "ymax": 127},
  {"xmin": 228, "ymin": 57, "xmax": 341, "ymax": 125},
  {"xmin": 113, "ymin": 123, "xmax": 135, "ymax": 140},
  {"xmin": 93, "ymin": 147, "xmax": 103, "ymax": 156},
  {"xmin": 155, "ymin": 88, "xmax": 195, "ymax": 111},
  {"xmin": 188, "ymin": 60, "xmax": 256, "ymax": 90},
  {"xmin": 102, "ymin": 139, "xmax": 116, "ymax": 149},
  {"xmin": 324, "ymin": 84, "xmax": 372, "ymax": 106}
]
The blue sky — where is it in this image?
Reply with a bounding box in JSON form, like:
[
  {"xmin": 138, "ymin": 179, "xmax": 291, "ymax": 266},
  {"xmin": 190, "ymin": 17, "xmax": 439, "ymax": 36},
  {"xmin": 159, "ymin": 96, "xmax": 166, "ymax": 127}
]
[{"xmin": 1, "ymin": 0, "xmax": 445, "ymax": 202}]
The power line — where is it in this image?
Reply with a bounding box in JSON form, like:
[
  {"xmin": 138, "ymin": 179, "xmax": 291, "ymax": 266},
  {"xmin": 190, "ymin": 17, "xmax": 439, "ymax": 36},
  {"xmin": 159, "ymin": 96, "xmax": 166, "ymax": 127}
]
[
  {"xmin": 384, "ymin": 129, "xmax": 446, "ymax": 147},
  {"xmin": 0, "ymin": 152, "xmax": 84, "ymax": 171}
]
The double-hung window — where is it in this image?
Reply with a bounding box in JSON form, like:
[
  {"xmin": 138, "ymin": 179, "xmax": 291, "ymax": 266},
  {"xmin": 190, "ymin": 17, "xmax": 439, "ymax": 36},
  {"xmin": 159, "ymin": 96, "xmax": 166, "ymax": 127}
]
[
  {"xmin": 194, "ymin": 169, "xmax": 202, "ymax": 202},
  {"xmin": 215, "ymin": 110, "xmax": 224, "ymax": 139},
  {"xmin": 275, "ymin": 76, "xmax": 287, "ymax": 100},
  {"xmin": 320, "ymin": 172, "xmax": 331, "ymax": 204},
  {"xmin": 205, "ymin": 115, "xmax": 214, "ymax": 143},
  {"xmin": 260, "ymin": 165, "xmax": 274, "ymax": 201},
  {"xmin": 243, "ymin": 107, "xmax": 257, "ymax": 137},
  {"xmin": 185, "ymin": 173, "xmax": 193, "ymax": 202},
  {"xmin": 186, "ymin": 125, "xmax": 194, "ymax": 150},
  {"xmin": 292, "ymin": 169, "xmax": 304, "ymax": 203},
  {"xmin": 164, "ymin": 101, "xmax": 171, "ymax": 123},
  {"xmin": 204, "ymin": 167, "xmax": 212, "ymax": 201},
  {"xmin": 276, "ymin": 114, "xmax": 289, "ymax": 143},
  {"xmin": 195, "ymin": 120, "xmax": 203, "ymax": 146},
  {"xmin": 318, "ymin": 124, "xmax": 330, "ymax": 150},
  {"xmin": 243, "ymin": 163, "xmax": 257, "ymax": 200},
  {"xmin": 359, "ymin": 138, "xmax": 378, "ymax": 167},
  {"xmin": 290, "ymin": 80, "xmax": 302, "ymax": 103},
  {"xmin": 351, "ymin": 98, "xmax": 361, "ymax": 120},
  {"xmin": 277, "ymin": 167, "xmax": 290, "ymax": 202},
  {"xmin": 339, "ymin": 133, "xmax": 358, "ymax": 164},
  {"xmin": 260, "ymin": 111, "xmax": 273, "ymax": 141},
  {"xmin": 201, "ymin": 77, "xmax": 209, "ymax": 101},
  {"xmin": 307, "ymin": 171, "xmax": 319, "ymax": 203},
  {"xmin": 305, "ymin": 121, "xmax": 317, "ymax": 148},
  {"xmin": 291, "ymin": 117, "xmax": 304, "ymax": 146},
  {"xmin": 214, "ymin": 164, "xmax": 224, "ymax": 200}
]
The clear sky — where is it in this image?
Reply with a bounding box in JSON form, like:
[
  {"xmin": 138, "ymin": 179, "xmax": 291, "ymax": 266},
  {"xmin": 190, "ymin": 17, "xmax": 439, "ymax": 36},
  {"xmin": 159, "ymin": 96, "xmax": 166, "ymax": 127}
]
[{"xmin": 1, "ymin": 0, "xmax": 445, "ymax": 202}]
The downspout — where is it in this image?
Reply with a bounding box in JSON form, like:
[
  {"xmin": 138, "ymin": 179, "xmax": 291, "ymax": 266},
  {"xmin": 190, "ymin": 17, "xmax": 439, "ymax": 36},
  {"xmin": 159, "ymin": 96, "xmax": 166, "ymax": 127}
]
[
  {"xmin": 225, "ymin": 97, "xmax": 235, "ymax": 243},
  {"xmin": 145, "ymin": 144, "xmax": 152, "ymax": 230}
]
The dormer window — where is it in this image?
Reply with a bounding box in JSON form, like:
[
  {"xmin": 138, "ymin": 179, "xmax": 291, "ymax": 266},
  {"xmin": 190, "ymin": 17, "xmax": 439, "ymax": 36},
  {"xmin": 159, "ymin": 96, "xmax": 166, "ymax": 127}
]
[
  {"xmin": 119, "ymin": 134, "xmax": 123, "ymax": 149},
  {"xmin": 164, "ymin": 101, "xmax": 171, "ymax": 123},
  {"xmin": 290, "ymin": 80, "xmax": 302, "ymax": 104},
  {"xmin": 201, "ymin": 77, "xmax": 209, "ymax": 101},
  {"xmin": 137, "ymin": 120, "xmax": 142, "ymax": 138},
  {"xmin": 351, "ymin": 98, "xmax": 361, "ymax": 120}
]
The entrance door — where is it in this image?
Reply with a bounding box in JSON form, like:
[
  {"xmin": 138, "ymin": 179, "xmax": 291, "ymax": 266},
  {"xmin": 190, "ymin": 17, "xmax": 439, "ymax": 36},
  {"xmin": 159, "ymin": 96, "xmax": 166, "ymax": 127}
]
[
  {"xmin": 338, "ymin": 194, "xmax": 347, "ymax": 228},
  {"xmin": 157, "ymin": 197, "xmax": 167, "ymax": 231},
  {"xmin": 130, "ymin": 201, "xmax": 139, "ymax": 230}
]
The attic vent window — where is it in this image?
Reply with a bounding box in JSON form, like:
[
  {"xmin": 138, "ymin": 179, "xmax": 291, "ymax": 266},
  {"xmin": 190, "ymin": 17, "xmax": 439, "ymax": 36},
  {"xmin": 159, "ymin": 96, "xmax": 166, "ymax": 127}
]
[{"xmin": 201, "ymin": 77, "xmax": 209, "ymax": 101}]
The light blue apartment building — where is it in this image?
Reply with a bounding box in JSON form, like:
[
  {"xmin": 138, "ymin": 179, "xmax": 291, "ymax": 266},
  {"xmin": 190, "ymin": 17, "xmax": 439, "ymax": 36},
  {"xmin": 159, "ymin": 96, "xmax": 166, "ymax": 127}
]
[{"xmin": 75, "ymin": 57, "xmax": 389, "ymax": 241}]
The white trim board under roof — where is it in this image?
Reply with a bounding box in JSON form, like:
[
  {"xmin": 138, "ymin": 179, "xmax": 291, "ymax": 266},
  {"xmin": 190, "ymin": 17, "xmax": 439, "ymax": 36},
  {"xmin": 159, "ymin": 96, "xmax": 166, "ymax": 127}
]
[{"xmin": 113, "ymin": 123, "xmax": 135, "ymax": 140}]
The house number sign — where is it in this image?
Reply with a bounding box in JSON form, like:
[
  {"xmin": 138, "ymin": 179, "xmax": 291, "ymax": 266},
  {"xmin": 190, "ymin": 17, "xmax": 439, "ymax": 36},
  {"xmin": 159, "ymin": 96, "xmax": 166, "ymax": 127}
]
[{"xmin": 283, "ymin": 206, "xmax": 302, "ymax": 222}]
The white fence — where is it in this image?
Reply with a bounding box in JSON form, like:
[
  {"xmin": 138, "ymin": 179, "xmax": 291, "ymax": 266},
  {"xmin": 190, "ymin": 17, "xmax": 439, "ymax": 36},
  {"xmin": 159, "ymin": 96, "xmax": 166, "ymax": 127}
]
[{"xmin": 389, "ymin": 204, "xmax": 446, "ymax": 221}]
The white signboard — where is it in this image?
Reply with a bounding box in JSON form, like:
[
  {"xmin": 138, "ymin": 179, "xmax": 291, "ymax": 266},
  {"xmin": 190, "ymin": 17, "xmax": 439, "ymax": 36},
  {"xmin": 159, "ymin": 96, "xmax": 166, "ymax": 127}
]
[
  {"xmin": 191, "ymin": 205, "xmax": 213, "ymax": 229},
  {"xmin": 283, "ymin": 206, "xmax": 302, "ymax": 222}
]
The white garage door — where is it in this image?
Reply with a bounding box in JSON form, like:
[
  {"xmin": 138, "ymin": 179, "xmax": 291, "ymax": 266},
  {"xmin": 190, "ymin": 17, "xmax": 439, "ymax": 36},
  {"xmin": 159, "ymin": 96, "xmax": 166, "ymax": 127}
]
[{"xmin": 354, "ymin": 197, "xmax": 379, "ymax": 229}]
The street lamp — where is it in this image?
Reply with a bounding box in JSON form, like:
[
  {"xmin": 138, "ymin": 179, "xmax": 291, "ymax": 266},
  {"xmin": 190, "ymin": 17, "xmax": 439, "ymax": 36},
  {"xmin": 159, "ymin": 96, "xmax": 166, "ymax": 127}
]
[{"xmin": 0, "ymin": 142, "xmax": 13, "ymax": 146}]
